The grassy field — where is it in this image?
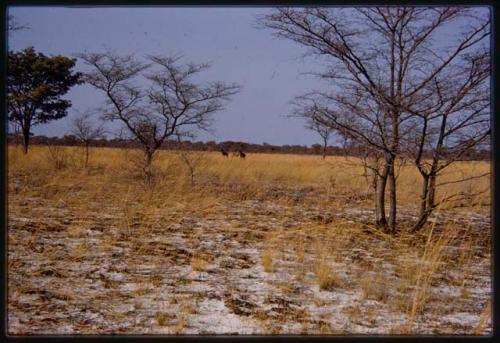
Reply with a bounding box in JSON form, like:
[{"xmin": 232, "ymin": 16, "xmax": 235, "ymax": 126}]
[{"xmin": 7, "ymin": 145, "xmax": 491, "ymax": 335}]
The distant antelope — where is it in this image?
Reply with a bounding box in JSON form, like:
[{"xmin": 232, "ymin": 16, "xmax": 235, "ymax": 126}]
[
  {"xmin": 221, "ymin": 149, "xmax": 229, "ymax": 157},
  {"xmin": 238, "ymin": 150, "xmax": 246, "ymax": 159}
]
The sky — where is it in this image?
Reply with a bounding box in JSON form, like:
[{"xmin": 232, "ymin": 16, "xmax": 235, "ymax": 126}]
[
  {"xmin": 7, "ymin": 6, "xmax": 326, "ymax": 146},
  {"xmin": 7, "ymin": 6, "xmax": 490, "ymax": 146}
]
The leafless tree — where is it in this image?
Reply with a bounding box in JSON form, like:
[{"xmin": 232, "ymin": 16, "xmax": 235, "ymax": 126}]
[
  {"xmin": 402, "ymin": 49, "xmax": 490, "ymax": 231},
  {"xmin": 175, "ymin": 137, "xmax": 207, "ymax": 186},
  {"xmin": 46, "ymin": 143, "xmax": 69, "ymax": 170},
  {"xmin": 8, "ymin": 122, "xmax": 22, "ymax": 147},
  {"xmin": 76, "ymin": 52, "xmax": 241, "ymax": 183},
  {"xmin": 8, "ymin": 15, "xmax": 29, "ymax": 32},
  {"xmin": 71, "ymin": 110, "xmax": 106, "ymax": 167},
  {"xmin": 306, "ymin": 118, "xmax": 333, "ymax": 159},
  {"xmin": 259, "ymin": 7, "xmax": 490, "ymax": 233}
]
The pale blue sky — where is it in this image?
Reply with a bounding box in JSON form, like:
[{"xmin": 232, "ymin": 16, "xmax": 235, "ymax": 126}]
[
  {"xmin": 8, "ymin": 6, "xmax": 325, "ymax": 145},
  {"xmin": 7, "ymin": 6, "xmax": 490, "ymax": 146}
]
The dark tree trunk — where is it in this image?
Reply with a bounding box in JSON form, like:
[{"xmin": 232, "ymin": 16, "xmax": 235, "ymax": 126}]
[
  {"xmin": 376, "ymin": 161, "xmax": 390, "ymax": 228},
  {"xmin": 419, "ymin": 174, "xmax": 429, "ymax": 217},
  {"xmin": 387, "ymin": 160, "xmax": 397, "ymax": 233},
  {"xmin": 412, "ymin": 112, "xmax": 447, "ymax": 231},
  {"xmin": 144, "ymin": 148, "xmax": 155, "ymax": 184},
  {"xmin": 412, "ymin": 170, "xmax": 438, "ymax": 232},
  {"xmin": 371, "ymin": 168, "xmax": 380, "ymax": 227},
  {"xmin": 426, "ymin": 173, "xmax": 437, "ymax": 211},
  {"xmin": 85, "ymin": 143, "xmax": 90, "ymax": 168},
  {"xmin": 388, "ymin": 160, "xmax": 397, "ymax": 233},
  {"xmin": 22, "ymin": 126, "xmax": 30, "ymax": 154},
  {"xmin": 412, "ymin": 174, "xmax": 430, "ymax": 232}
]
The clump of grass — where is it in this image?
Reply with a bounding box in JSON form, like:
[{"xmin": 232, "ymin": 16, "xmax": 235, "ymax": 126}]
[
  {"xmin": 150, "ymin": 275, "xmax": 163, "ymax": 287},
  {"xmin": 46, "ymin": 145, "xmax": 70, "ymax": 170},
  {"xmin": 460, "ymin": 283, "xmax": 470, "ymax": 301},
  {"xmin": 173, "ymin": 314, "xmax": 187, "ymax": 334},
  {"xmin": 261, "ymin": 249, "xmax": 273, "ymax": 272},
  {"xmin": 319, "ymin": 321, "xmax": 333, "ymax": 334},
  {"xmin": 360, "ymin": 272, "xmax": 390, "ymax": 302},
  {"xmin": 191, "ymin": 256, "xmax": 208, "ymax": 272},
  {"xmin": 294, "ymin": 235, "xmax": 306, "ymax": 265},
  {"xmin": 359, "ymin": 273, "xmax": 374, "ymax": 299},
  {"xmin": 389, "ymin": 324, "xmax": 407, "ymax": 334},
  {"xmin": 69, "ymin": 242, "xmax": 87, "ymax": 262},
  {"xmin": 156, "ymin": 313, "xmax": 175, "ymax": 326},
  {"xmin": 171, "ymin": 298, "xmax": 197, "ymax": 334},
  {"xmin": 474, "ymin": 300, "xmax": 491, "ymax": 335},
  {"xmin": 169, "ymin": 296, "xmax": 179, "ymax": 305},
  {"xmin": 344, "ymin": 306, "xmax": 362, "ymax": 324},
  {"xmin": 404, "ymin": 221, "xmax": 457, "ymax": 334},
  {"xmin": 219, "ymin": 258, "xmax": 234, "ymax": 269},
  {"xmin": 315, "ymin": 259, "xmax": 339, "ymax": 291}
]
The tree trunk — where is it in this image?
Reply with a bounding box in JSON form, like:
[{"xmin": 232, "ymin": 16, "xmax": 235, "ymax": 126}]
[
  {"xmin": 419, "ymin": 174, "xmax": 429, "ymax": 216},
  {"xmin": 22, "ymin": 126, "xmax": 30, "ymax": 154},
  {"xmin": 322, "ymin": 139, "xmax": 327, "ymax": 159},
  {"xmin": 388, "ymin": 160, "xmax": 397, "ymax": 233},
  {"xmin": 85, "ymin": 143, "xmax": 89, "ymax": 168},
  {"xmin": 426, "ymin": 173, "xmax": 437, "ymax": 211},
  {"xmin": 376, "ymin": 161, "xmax": 390, "ymax": 228},
  {"xmin": 14, "ymin": 124, "xmax": 20, "ymax": 147},
  {"xmin": 412, "ymin": 174, "xmax": 430, "ymax": 232},
  {"xmin": 144, "ymin": 149, "xmax": 155, "ymax": 184},
  {"xmin": 371, "ymin": 168, "xmax": 380, "ymax": 227}
]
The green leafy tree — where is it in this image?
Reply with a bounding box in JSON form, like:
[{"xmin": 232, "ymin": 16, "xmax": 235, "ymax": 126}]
[{"xmin": 7, "ymin": 47, "xmax": 82, "ymax": 153}]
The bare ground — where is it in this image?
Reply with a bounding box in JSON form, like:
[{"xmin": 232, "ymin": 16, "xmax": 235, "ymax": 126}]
[{"xmin": 8, "ymin": 179, "xmax": 491, "ymax": 335}]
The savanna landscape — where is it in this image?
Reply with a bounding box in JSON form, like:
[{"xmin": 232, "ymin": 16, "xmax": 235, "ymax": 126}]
[{"xmin": 6, "ymin": 5, "xmax": 492, "ymax": 337}]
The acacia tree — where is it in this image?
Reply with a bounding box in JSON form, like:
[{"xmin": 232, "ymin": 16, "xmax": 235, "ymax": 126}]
[
  {"xmin": 71, "ymin": 110, "xmax": 106, "ymax": 167},
  {"xmin": 295, "ymin": 94, "xmax": 397, "ymax": 227},
  {"xmin": 260, "ymin": 7, "xmax": 490, "ymax": 233},
  {"xmin": 7, "ymin": 47, "xmax": 82, "ymax": 153},
  {"xmin": 403, "ymin": 49, "xmax": 490, "ymax": 231},
  {"xmin": 77, "ymin": 52, "xmax": 240, "ymax": 182}
]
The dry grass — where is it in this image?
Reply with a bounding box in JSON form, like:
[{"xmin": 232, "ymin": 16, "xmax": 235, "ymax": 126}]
[
  {"xmin": 404, "ymin": 221, "xmax": 458, "ymax": 334},
  {"xmin": 8, "ymin": 145, "xmax": 490, "ymax": 206},
  {"xmin": 261, "ymin": 250, "xmax": 274, "ymax": 273},
  {"xmin": 315, "ymin": 259, "xmax": 339, "ymax": 291},
  {"xmin": 7, "ymin": 145, "xmax": 491, "ymax": 335},
  {"xmin": 474, "ymin": 300, "xmax": 491, "ymax": 335},
  {"xmin": 191, "ymin": 256, "xmax": 209, "ymax": 272}
]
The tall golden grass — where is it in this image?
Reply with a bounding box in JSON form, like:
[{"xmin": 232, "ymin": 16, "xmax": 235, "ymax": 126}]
[{"xmin": 8, "ymin": 145, "xmax": 490, "ymax": 209}]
